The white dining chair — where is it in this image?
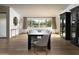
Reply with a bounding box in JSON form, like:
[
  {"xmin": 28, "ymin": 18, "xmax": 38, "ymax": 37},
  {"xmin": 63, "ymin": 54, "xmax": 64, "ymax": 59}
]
[{"xmin": 31, "ymin": 35, "xmax": 49, "ymax": 54}]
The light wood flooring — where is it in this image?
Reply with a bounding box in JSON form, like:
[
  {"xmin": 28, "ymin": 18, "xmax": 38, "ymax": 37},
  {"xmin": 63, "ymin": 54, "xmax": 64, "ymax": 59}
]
[{"xmin": 0, "ymin": 34, "xmax": 79, "ymax": 55}]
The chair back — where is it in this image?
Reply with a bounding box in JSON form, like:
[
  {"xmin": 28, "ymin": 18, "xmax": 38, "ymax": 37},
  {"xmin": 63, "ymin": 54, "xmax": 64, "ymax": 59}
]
[{"xmin": 35, "ymin": 35, "xmax": 49, "ymax": 47}]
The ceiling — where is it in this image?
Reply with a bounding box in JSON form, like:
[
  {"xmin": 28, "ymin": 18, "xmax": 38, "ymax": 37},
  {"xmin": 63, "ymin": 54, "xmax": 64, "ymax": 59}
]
[{"xmin": 1, "ymin": 4, "xmax": 69, "ymax": 17}]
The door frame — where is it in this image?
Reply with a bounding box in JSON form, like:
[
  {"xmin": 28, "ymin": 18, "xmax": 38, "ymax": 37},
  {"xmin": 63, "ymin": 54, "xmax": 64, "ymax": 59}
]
[{"xmin": 0, "ymin": 12, "xmax": 9, "ymax": 39}]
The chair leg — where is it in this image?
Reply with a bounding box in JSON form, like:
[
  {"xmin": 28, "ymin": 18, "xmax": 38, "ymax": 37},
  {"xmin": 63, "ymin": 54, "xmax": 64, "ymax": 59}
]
[
  {"xmin": 33, "ymin": 46, "xmax": 36, "ymax": 54},
  {"xmin": 33, "ymin": 46, "xmax": 48, "ymax": 55},
  {"xmin": 46, "ymin": 47, "xmax": 48, "ymax": 55},
  {"xmin": 34, "ymin": 46, "xmax": 38, "ymax": 55}
]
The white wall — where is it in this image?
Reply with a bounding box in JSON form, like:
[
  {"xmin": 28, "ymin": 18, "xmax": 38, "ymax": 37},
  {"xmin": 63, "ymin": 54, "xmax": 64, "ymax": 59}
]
[
  {"xmin": 9, "ymin": 7, "xmax": 20, "ymax": 38},
  {"xmin": 56, "ymin": 15, "xmax": 60, "ymax": 33},
  {"xmin": 0, "ymin": 14, "xmax": 6, "ymax": 37}
]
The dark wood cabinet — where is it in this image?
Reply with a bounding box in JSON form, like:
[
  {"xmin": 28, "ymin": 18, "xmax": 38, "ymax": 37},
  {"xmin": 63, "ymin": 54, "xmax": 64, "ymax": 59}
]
[
  {"xmin": 60, "ymin": 12, "xmax": 71, "ymax": 40},
  {"xmin": 71, "ymin": 6, "xmax": 79, "ymax": 46}
]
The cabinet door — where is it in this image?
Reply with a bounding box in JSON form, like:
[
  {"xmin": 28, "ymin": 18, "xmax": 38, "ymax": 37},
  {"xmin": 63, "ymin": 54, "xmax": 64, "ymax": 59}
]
[
  {"xmin": 75, "ymin": 11, "xmax": 79, "ymax": 44},
  {"xmin": 60, "ymin": 16, "xmax": 63, "ymax": 36},
  {"xmin": 71, "ymin": 11, "xmax": 77, "ymax": 42}
]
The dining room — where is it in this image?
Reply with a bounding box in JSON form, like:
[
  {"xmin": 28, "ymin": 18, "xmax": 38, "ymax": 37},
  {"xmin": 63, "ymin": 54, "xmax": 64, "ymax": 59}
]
[{"xmin": 0, "ymin": 4, "xmax": 79, "ymax": 55}]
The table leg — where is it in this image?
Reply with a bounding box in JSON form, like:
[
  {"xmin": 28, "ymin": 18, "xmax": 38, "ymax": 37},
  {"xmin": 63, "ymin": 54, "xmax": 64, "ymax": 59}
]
[
  {"xmin": 47, "ymin": 35, "xmax": 51, "ymax": 50},
  {"xmin": 28, "ymin": 35, "xmax": 31, "ymax": 50}
]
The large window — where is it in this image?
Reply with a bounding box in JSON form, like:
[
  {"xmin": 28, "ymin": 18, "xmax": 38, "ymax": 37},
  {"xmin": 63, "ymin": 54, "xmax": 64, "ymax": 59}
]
[{"xmin": 27, "ymin": 17, "xmax": 52, "ymax": 28}]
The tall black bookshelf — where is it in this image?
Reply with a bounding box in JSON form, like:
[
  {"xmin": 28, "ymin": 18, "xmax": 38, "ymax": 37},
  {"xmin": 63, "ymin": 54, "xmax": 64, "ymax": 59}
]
[
  {"xmin": 60, "ymin": 12, "xmax": 71, "ymax": 40},
  {"xmin": 71, "ymin": 6, "xmax": 79, "ymax": 46}
]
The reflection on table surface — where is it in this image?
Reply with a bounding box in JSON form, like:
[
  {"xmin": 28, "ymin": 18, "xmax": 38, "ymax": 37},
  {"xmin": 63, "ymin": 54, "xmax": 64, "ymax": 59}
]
[{"xmin": 28, "ymin": 29, "xmax": 51, "ymax": 35}]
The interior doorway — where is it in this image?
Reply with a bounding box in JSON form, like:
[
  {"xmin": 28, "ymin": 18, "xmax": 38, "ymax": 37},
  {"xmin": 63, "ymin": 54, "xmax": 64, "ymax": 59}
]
[{"xmin": 0, "ymin": 12, "xmax": 8, "ymax": 38}]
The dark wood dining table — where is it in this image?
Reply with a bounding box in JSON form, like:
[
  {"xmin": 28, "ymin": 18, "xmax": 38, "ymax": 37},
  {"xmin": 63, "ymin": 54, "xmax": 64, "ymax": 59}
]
[{"xmin": 28, "ymin": 29, "xmax": 51, "ymax": 50}]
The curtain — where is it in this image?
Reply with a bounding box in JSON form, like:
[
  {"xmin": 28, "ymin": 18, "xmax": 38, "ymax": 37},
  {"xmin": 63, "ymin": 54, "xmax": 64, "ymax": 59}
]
[
  {"xmin": 52, "ymin": 17, "xmax": 57, "ymax": 29},
  {"xmin": 23, "ymin": 17, "xmax": 27, "ymax": 29}
]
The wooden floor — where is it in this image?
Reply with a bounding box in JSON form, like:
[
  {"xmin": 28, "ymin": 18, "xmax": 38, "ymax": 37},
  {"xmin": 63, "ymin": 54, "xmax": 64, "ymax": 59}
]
[{"xmin": 0, "ymin": 34, "xmax": 79, "ymax": 55}]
